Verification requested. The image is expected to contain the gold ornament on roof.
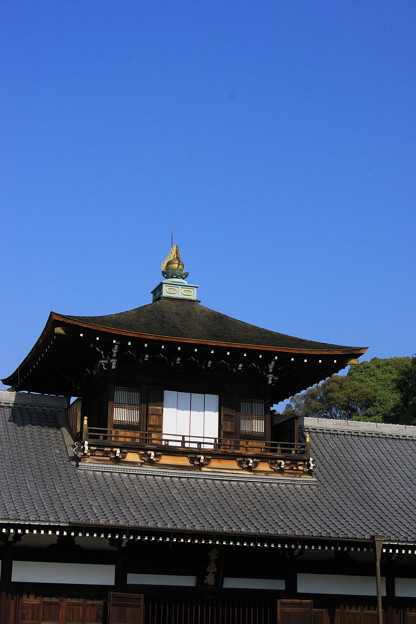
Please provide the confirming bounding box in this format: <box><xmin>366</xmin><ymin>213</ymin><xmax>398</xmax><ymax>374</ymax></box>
<box><xmin>161</xmin><ymin>244</ymin><xmax>189</xmax><ymax>279</ymax></box>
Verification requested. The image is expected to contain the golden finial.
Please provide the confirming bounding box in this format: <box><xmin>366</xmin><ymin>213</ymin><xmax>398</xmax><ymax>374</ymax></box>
<box><xmin>161</xmin><ymin>245</ymin><xmax>189</xmax><ymax>279</ymax></box>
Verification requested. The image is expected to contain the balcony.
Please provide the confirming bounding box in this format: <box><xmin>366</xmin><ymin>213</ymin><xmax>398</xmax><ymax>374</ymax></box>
<box><xmin>75</xmin><ymin>423</ymin><xmax>314</xmax><ymax>477</ymax></box>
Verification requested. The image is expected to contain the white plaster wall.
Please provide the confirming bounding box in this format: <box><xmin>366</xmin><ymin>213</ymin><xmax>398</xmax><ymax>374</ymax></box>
<box><xmin>223</xmin><ymin>577</ymin><xmax>285</xmax><ymax>590</ymax></box>
<box><xmin>297</xmin><ymin>573</ymin><xmax>386</xmax><ymax>596</ymax></box>
<box><xmin>395</xmin><ymin>578</ymin><xmax>416</xmax><ymax>597</ymax></box>
<box><xmin>127</xmin><ymin>573</ymin><xmax>197</xmax><ymax>586</ymax></box>
<box><xmin>12</xmin><ymin>561</ymin><xmax>115</xmax><ymax>585</ymax></box>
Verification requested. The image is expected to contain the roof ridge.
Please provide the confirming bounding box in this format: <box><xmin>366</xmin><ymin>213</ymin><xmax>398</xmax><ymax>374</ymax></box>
<box><xmin>0</xmin><ymin>391</ymin><xmax>67</xmax><ymax>409</ymax></box>
<box><xmin>77</xmin><ymin>462</ymin><xmax>317</xmax><ymax>485</ymax></box>
<box><xmin>303</xmin><ymin>416</ymin><xmax>416</xmax><ymax>438</ymax></box>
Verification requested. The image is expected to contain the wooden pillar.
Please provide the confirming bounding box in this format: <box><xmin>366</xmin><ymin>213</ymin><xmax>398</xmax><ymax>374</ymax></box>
<box><xmin>0</xmin><ymin>542</ymin><xmax>13</xmax><ymax>592</ymax></box>
<box><xmin>374</xmin><ymin>535</ymin><xmax>384</xmax><ymax>624</ymax></box>
<box><xmin>0</xmin><ymin>542</ymin><xmax>16</xmax><ymax>624</ymax></box>
<box><xmin>114</xmin><ymin>541</ymin><xmax>127</xmax><ymax>591</ymax></box>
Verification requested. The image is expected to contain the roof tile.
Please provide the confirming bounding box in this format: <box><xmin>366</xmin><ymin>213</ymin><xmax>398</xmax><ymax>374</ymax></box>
<box><xmin>1</xmin><ymin>396</ymin><xmax>416</xmax><ymax>543</ymax></box>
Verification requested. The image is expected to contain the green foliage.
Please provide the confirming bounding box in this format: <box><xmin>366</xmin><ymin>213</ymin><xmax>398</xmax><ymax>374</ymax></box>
<box><xmin>394</xmin><ymin>356</ymin><xmax>416</xmax><ymax>425</ymax></box>
<box><xmin>282</xmin><ymin>357</ymin><xmax>416</xmax><ymax>425</ymax></box>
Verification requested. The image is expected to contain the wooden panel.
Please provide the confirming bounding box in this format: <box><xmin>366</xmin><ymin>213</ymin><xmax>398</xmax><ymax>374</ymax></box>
<box><xmin>147</xmin><ymin>386</ymin><xmax>164</xmax><ymax>435</ymax></box>
<box><xmin>341</xmin><ymin>605</ymin><xmax>379</xmax><ymax>624</ymax></box>
<box><xmin>18</xmin><ymin>596</ymin><xmax>60</xmax><ymax>624</ymax></box>
<box><xmin>386</xmin><ymin>607</ymin><xmax>402</xmax><ymax>624</ymax></box>
<box><xmin>41</xmin><ymin>597</ymin><xmax>61</xmax><ymax>623</ymax></box>
<box><xmin>64</xmin><ymin>598</ymin><xmax>103</xmax><ymax>624</ymax></box>
<box><xmin>361</xmin><ymin>613</ymin><xmax>378</xmax><ymax>624</ymax></box>
<box><xmin>107</xmin><ymin>592</ymin><xmax>144</xmax><ymax>624</ymax></box>
<box><xmin>113</xmin><ymin>429</ymin><xmax>139</xmax><ymax>444</ymax></box>
<box><xmin>17</xmin><ymin>595</ymin><xmax>103</xmax><ymax>624</ymax></box>
<box><xmin>138</xmin><ymin>384</ymin><xmax>147</xmax><ymax>431</ymax></box>
<box><xmin>221</xmin><ymin>393</ymin><xmax>238</xmax><ymax>439</ymax></box>
<box><xmin>278</xmin><ymin>600</ymin><xmax>313</xmax><ymax>624</ymax></box>
<box><xmin>345</xmin><ymin>614</ymin><xmax>362</xmax><ymax>624</ymax></box>
<box><xmin>313</xmin><ymin>609</ymin><xmax>329</xmax><ymax>624</ymax></box>
<box><xmin>0</xmin><ymin>592</ymin><xmax>17</xmax><ymax>624</ymax></box>
<box><xmin>330</xmin><ymin>606</ymin><xmax>385</xmax><ymax>624</ymax></box>
<box><xmin>67</xmin><ymin>400</ymin><xmax>82</xmax><ymax>438</ymax></box>
<box><xmin>147</xmin><ymin>414</ymin><xmax>162</xmax><ymax>428</ymax></box>
<box><xmin>18</xmin><ymin>595</ymin><xmax>42</xmax><ymax>624</ymax></box>
<box><xmin>242</xmin><ymin>439</ymin><xmax>266</xmax><ymax>452</ymax></box>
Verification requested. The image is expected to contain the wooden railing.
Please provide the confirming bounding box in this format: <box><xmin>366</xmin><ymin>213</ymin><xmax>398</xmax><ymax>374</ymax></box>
<box><xmin>86</xmin><ymin>427</ymin><xmax>308</xmax><ymax>460</ymax></box>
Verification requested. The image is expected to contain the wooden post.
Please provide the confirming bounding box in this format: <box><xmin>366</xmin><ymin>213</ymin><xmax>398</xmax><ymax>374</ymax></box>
<box><xmin>374</xmin><ymin>535</ymin><xmax>384</xmax><ymax>624</ymax></box>
<box><xmin>305</xmin><ymin>433</ymin><xmax>311</xmax><ymax>455</ymax></box>
<box><xmin>82</xmin><ymin>415</ymin><xmax>88</xmax><ymax>441</ymax></box>
<box><xmin>0</xmin><ymin>542</ymin><xmax>16</xmax><ymax>624</ymax></box>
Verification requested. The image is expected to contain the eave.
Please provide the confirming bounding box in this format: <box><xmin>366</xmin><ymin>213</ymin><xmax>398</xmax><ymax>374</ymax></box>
<box><xmin>1</xmin><ymin>522</ymin><xmax>414</xmax><ymax>555</ymax></box>
<box><xmin>2</xmin><ymin>311</ymin><xmax>367</xmax><ymax>400</ymax></box>
<box><xmin>50</xmin><ymin>313</ymin><xmax>367</xmax><ymax>356</ymax></box>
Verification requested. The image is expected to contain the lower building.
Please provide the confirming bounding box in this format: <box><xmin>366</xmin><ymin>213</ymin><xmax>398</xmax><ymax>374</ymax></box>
<box><xmin>1</xmin><ymin>390</ymin><xmax>415</xmax><ymax>624</ymax></box>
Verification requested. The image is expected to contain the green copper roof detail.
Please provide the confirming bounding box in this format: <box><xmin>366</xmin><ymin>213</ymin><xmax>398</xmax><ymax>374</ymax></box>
<box><xmin>151</xmin><ymin>278</ymin><xmax>199</xmax><ymax>302</ymax></box>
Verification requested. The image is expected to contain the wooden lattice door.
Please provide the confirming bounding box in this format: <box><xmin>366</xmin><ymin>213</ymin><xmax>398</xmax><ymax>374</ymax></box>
<box><xmin>107</xmin><ymin>593</ymin><xmax>144</xmax><ymax>624</ymax></box>
<box><xmin>277</xmin><ymin>600</ymin><xmax>314</xmax><ymax>624</ymax></box>
<box><xmin>17</xmin><ymin>595</ymin><xmax>104</xmax><ymax>624</ymax></box>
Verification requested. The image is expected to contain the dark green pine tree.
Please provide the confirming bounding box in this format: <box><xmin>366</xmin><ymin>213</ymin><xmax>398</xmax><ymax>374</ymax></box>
<box><xmin>281</xmin><ymin>357</ymin><xmax>416</xmax><ymax>425</ymax></box>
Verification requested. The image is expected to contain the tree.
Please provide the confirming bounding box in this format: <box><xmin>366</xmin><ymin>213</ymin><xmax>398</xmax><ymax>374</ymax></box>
<box><xmin>281</xmin><ymin>357</ymin><xmax>416</xmax><ymax>424</ymax></box>
<box><xmin>394</xmin><ymin>356</ymin><xmax>416</xmax><ymax>425</ymax></box>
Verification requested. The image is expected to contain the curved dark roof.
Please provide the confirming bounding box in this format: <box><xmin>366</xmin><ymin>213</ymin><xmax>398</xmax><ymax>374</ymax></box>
<box><xmin>1</xmin><ymin>392</ymin><xmax>415</xmax><ymax>543</ymax></box>
<box><xmin>2</xmin><ymin>297</ymin><xmax>366</xmax><ymax>395</ymax></box>
<box><xmin>62</xmin><ymin>298</ymin><xmax>364</xmax><ymax>353</ymax></box>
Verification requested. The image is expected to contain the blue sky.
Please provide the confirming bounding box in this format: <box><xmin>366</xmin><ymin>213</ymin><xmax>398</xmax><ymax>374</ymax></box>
<box><xmin>1</xmin><ymin>1</ymin><xmax>415</xmax><ymax>393</ymax></box>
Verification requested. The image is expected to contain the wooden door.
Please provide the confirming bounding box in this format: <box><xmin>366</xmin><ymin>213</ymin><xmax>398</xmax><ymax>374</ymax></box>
<box><xmin>404</xmin><ymin>609</ymin><xmax>416</xmax><ymax>624</ymax></box>
<box><xmin>17</xmin><ymin>595</ymin><xmax>103</xmax><ymax>624</ymax></box>
<box><xmin>277</xmin><ymin>600</ymin><xmax>314</xmax><ymax>624</ymax></box>
<box><xmin>147</xmin><ymin>386</ymin><xmax>164</xmax><ymax>442</ymax></box>
<box><xmin>107</xmin><ymin>593</ymin><xmax>144</xmax><ymax>624</ymax></box>
<box><xmin>64</xmin><ymin>598</ymin><xmax>104</xmax><ymax>624</ymax></box>
<box><xmin>221</xmin><ymin>393</ymin><xmax>238</xmax><ymax>443</ymax></box>
<box><xmin>341</xmin><ymin>605</ymin><xmax>378</xmax><ymax>624</ymax></box>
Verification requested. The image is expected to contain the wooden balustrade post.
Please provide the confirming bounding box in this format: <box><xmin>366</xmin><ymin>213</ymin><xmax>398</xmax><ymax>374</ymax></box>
<box><xmin>82</xmin><ymin>416</ymin><xmax>88</xmax><ymax>441</ymax></box>
<box><xmin>305</xmin><ymin>433</ymin><xmax>311</xmax><ymax>457</ymax></box>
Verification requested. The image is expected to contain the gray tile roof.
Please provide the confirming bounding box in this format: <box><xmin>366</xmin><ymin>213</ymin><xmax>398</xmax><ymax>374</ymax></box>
<box><xmin>1</xmin><ymin>392</ymin><xmax>415</xmax><ymax>545</ymax></box>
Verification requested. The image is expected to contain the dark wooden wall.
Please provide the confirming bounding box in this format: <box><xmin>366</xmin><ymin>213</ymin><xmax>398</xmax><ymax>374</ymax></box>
<box><xmin>80</xmin><ymin>360</ymin><xmax>274</xmax><ymax>441</ymax></box>
<box><xmin>3</xmin><ymin>592</ymin><xmax>416</xmax><ymax>624</ymax></box>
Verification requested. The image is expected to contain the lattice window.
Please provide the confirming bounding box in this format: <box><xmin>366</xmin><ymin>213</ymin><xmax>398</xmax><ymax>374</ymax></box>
<box><xmin>240</xmin><ymin>399</ymin><xmax>265</xmax><ymax>437</ymax></box>
<box><xmin>113</xmin><ymin>387</ymin><xmax>141</xmax><ymax>427</ymax></box>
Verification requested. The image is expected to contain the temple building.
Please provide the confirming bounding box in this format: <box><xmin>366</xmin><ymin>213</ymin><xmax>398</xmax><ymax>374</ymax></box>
<box><xmin>1</xmin><ymin>246</ymin><xmax>415</xmax><ymax>624</ymax></box>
